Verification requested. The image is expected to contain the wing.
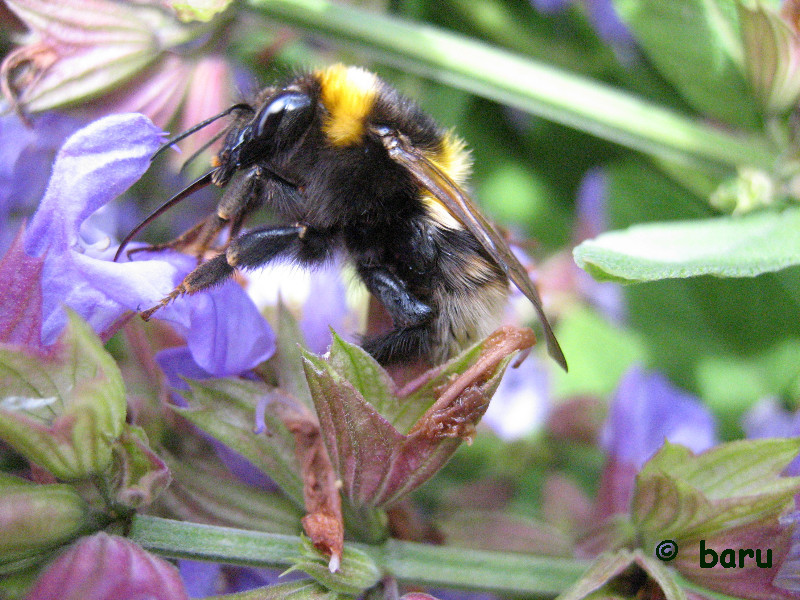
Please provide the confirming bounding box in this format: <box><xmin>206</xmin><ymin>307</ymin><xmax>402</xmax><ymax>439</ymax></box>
<box><xmin>380</xmin><ymin>130</ymin><xmax>568</xmax><ymax>371</ymax></box>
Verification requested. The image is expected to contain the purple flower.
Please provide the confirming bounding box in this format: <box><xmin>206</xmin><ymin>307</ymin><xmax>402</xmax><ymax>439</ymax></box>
<box><xmin>0</xmin><ymin>111</ymin><xmax>81</xmax><ymax>253</ymax></box>
<box><xmin>2</xmin><ymin>112</ymin><xmax>274</xmax><ymax>374</ymax></box>
<box><xmin>540</xmin><ymin>167</ymin><xmax>626</xmax><ymax>324</ymax></box>
<box><xmin>581</xmin><ymin>0</ymin><xmax>635</xmax><ymax>50</ymax></box>
<box><xmin>245</xmin><ymin>260</ymin><xmax>357</xmax><ymax>354</ymax></box>
<box><xmin>528</xmin><ymin>0</ymin><xmax>635</xmax><ymax>51</ymax></box>
<box><xmin>0</xmin><ymin>227</ymin><xmax>44</xmax><ymax>347</ymax></box>
<box><xmin>25</xmin><ymin>532</ymin><xmax>189</xmax><ymax>600</ymax></box>
<box><xmin>300</xmin><ymin>261</ymin><xmax>357</xmax><ymax>354</ymax></box>
<box><xmin>482</xmin><ymin>359</ymin><xmax>550</xmax><ymax>440</ymax></box>
<box><xmin>743</xmin><ymin>397</ymin><xmax>800</xmax><ymax>476</ymax></box>
<box><xmin>595</xmin><ymin>366</ymin><xmax>717</xmax><ymax>518</ymax></box>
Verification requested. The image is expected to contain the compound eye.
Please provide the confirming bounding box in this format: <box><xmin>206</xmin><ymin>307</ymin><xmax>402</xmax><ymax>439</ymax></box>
<box><xmin>255</xmin><ymin>92</ymin><xmax>312</xmax><ymax>140</ymax></box>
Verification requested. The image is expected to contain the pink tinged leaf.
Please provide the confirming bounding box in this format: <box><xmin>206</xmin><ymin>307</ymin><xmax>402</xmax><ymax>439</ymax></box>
<box><xmin>305</xmin><ymin>326</ymin><xmax>535</xmax><ymax>509</ymax></box>
<box><xmin>24</xmin><ymin>532</ymin><xmax>189</xmax><ymax>600</ymax></box>
<box><xmin>674</xmin><ymin>516</ymin><xmax>797</xmax><ymax>600</ymax></box>
<box><xmin>279</xmin><ymin>404</ymin><xmax>344</xmax><ymax>568</ymax></box>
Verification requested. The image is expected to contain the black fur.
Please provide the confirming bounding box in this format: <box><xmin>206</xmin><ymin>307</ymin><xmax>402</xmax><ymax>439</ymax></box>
<box><xmin>144</xmin><ymin>67</ymin><xmax>508</xmax><ymax>365</ymax></box>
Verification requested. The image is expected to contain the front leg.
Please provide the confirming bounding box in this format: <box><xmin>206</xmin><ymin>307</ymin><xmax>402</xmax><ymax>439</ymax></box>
<box><xmin>141</xmin><ymin>224</ymin><xmax>334</xmax><ymax>319</ymax></box>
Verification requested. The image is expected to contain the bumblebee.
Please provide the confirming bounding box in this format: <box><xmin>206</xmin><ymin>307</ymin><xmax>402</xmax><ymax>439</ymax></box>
<box><xmin>117</xmin><ymin>64</ymin><xmax>567</xmax><ymax>370</ymax></box>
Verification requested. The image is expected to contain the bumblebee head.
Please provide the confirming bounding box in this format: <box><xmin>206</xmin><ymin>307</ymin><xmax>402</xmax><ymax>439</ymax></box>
<box><xmin>213</xmin><ymin>90</ymin><xmax>315</xmax><ymax>186</ymax></box>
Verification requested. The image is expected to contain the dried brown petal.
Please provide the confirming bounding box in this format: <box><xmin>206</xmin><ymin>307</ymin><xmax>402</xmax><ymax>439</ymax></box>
<box><xmin>281</xmin><ymin>403</ymin><xmax>344</xmax><ymax>570</ymax></box>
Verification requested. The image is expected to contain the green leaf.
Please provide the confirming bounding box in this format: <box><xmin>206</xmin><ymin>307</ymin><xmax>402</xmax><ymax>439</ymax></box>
<box><xmin>0</xmin><ymin>310</ymin><xmax>126</xmax><ymax>479</ymax></box>
<box><xmin>613</xmin><ymin>0</ymin><xmax>759</xmax><ymax>128</ymax></box>
<box><xmin>267</xmin><ymin>300</ymin><xmax>314</xmax><ymax>409</ymax></box>
<box><xmin>574</xmin><ymin>207</ymin><xmax>800</xmax><ymax>283</ymax></box>
<box><xmin>327</xmin><ymin>333</ymin><xmax>399</xmax><ymax>422</ymax></box>
<box><xmin>174</xmin><ymin>377</ymin><xmax>305</xmax><ymax>506</ymax></box>
<box><xmin>632</xmin><ymin>440</ymin><xmax>800</xmax><ymax>543</ymax></box>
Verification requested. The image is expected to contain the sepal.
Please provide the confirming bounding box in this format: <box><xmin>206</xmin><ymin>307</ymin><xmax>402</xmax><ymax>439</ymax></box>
<box><xmin>287</xmin><ymin>536</ymin><xmax>381</xmax><ymax>596</ymax></box>
<box><xmin>24</xmin><ymin>532</ymin><xmax>189</xmax><ymax>600</ymax></box>
<box><xmin>1</xmin><ymin>0</ymin><xmax>193</xmax><ymax>112</ymax></box>
<box><xmin>0</xmin><ymin>473</ymin><xmax>91</xmax><ymax>563</ymax></box>
<box><xmin>110</xmin><ymin>425</ymin><xmax>171</xmax><ymax>510</ymax></box>
<box><xmin>303</xmin><ymin>326</ymin><xmax>535</xmax><ymax>509</ymax></box>
<box><xmin>0</xmin><ymin>310</ymin><xmax>126</xmax><ymax>479</ymax></box>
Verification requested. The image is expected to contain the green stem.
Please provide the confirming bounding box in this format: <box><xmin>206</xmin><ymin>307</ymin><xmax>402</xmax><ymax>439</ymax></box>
<box><xmin>129</xmin><ymin>515</ymin><xmax>587</xmax><ymax>595</ymax></box>
<box><xmin>246</xmin><ymin>0</ymin><xmax>775</xmax><ymax>171</ymax></box>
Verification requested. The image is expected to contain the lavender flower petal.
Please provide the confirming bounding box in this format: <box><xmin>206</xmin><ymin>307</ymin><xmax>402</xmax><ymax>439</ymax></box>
<box><xmin>602</xmin><ymin>366</ymin><xmax>717</xmax><ymax>468</ymax></box>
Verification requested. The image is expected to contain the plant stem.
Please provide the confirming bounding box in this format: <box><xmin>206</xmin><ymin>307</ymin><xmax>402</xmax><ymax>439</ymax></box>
<box><xmin>247</xmin><ymin>0</ymin><xmax>775</xmax><ymax>171</ymax></box>
<box><xmin>130</xmin><ymin>515</ymin><xmax>587</xmax><ymax>595</ymax></box>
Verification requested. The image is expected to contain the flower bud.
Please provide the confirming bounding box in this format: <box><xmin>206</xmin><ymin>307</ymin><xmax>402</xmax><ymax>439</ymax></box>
<box><xmin>304</xmin><ymin>327</ymin><xmax>535</xmax><ymax>509</ymax></box>
<box><xmin>0</xmin><ymin>474</ymin><xmax>90</xmax><ymax>562</ymax></box>
<box><xmin>24</xmin><ymin>532</ymin><xmax>189</xmax><ymax>600</ymax></box>
<box><xmin>631</xmin><ymin>439</ymin><xmax>800</xmax><ymax>600</ymax></box>
<box><xmin>739</xmin><ymin>2</ymin><xmax>800</xmax><ymax>114</ymax></box>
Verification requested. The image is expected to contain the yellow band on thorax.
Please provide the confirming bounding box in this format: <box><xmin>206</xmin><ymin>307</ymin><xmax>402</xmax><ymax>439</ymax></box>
<box><xmin>316</xmin><ymin>64</ymin><xmax>378</xmax><ymax>147</ymax></box>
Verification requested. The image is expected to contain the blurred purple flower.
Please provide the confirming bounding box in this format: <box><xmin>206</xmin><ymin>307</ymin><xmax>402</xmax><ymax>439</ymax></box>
<box><xmin>300</xmin><ymin>261</ymin><xmax>357</xmax><ymax>354</ymax></box>
<box><xmin>595</xmin><ymin>366</ymin><xmax>717</xmax><ymax>518</ymax></box>
<box><xmin>25</xmin><ymin>532</ymin><xmax>189</xmax><ymax>600</ymax></box>
<box><xmin>482</xmin><ymin>359</ymin><xmax>550</xmax><ymax>440</ymax></box>
<box><xmin>541</xmin><ymin>167</ymin><xmax>626</xmax><ymax>324</ymax></box>
<box><xmin>0</xmin><ymin>111</ymin><xmax>81</xmax><ymax>252</ymax></box>
<box><xmin>178</xmin><ymin>560</ymin><xmax>298</xmax><ymax>598</ymax></box>
<box><xmin>529</xmin><ymin>0</ymin><xmax>570</xmax><ymax>14</ymax></box>
<box><xmin>743</xmin><ymin>397</ymin><xmax>800</xmax><ymax>476</ymax></box>
<box><xmin>581</xmin><ymin>0</ymin><xmax>635</xmax><ymax>49</ymax></box>
<box><xmin>1</xmin><ymin>112</ymin><xmax>274</xmax><ymax>374</ymax></box>
<box><xmin>529</xmin><ymin>0</ymin><xmax>635</xmax><ymax>51</ymax></box>
<box><xmin>0</xmin><ymin>227</ymin><xmax>44</xmax><ymax>347</ymax></box>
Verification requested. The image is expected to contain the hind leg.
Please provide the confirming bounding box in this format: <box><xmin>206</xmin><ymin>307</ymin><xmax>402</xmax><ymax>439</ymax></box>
<box><xmin>357</xmin><ymin>265</ymin><xmax>436</xmax><ymax>364</ymax></box>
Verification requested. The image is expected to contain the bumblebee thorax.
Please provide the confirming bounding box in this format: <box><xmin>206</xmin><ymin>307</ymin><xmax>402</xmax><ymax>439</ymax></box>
<box><xmin>316</xmin><ymin>64</ymin><xmax>379</xmax><ymax>147</ymax></box>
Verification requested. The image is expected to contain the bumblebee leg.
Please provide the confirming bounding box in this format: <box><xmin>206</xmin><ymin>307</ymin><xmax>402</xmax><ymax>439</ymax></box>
<box><xmin>130</xmin><ymin>167</ymin><xmax>268</xmax><ymax>262</ymax></box>
<box><xmin>357</xmin><ymin>265</ymin><xmax>435</xmax><ymax>364</ymax></box>
<box><xmin>141</xmin><ymin>224</ymin><xmax>331</xmax><ymax>320</ymax></box>
<box><xmin>358</xmin><ymin>266</ymin><xmax>433</xmax><ymax>327</ymax></box>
